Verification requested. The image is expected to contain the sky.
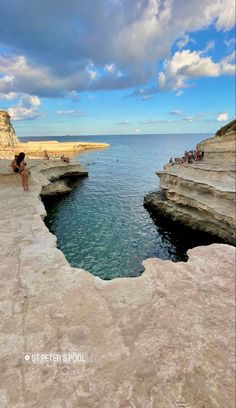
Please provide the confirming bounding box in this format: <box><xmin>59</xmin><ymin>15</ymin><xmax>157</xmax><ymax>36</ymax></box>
<box><xmin>0</xmin><ymin>0</ymin><xmax>235</xmax><ymax>136</ymax></box>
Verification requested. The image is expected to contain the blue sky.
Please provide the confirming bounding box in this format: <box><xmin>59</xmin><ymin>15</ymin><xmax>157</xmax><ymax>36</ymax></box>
<box><xmin>0</xmin><ymin>0</ymin><xmax>235</xmax><ymax>136</ymax></box>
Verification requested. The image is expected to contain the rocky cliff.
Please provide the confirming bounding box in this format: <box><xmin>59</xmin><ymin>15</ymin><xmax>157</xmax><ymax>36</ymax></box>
<box><xmin>0</xmin><ymin>110</ymin><xmax>19</xmax><ymax>147</ymax></box>
<box><xmin>197</xmin><ymin>119</ymin><xmax>236</xmax><ymax>164</ymax></box>
<box><xmin>144</xmin><ymin>120</ymin><xmax>236</xmax><ymax>244</ymax></box>
<box><xmin>0</xmin><ymin>158</ymin><xmax>235</xmax><ymax>407</ymax></box>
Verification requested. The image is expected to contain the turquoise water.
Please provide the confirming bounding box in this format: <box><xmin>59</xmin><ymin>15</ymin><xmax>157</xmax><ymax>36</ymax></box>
<box><xmin>21</xmin><ymin>134</ymin><xmax>223</xmax><ymax>279</ymax></box>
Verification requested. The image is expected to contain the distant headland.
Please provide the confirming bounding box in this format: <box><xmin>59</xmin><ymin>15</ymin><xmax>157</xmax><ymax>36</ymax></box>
<box><xmin>0</xmin><ymin>110</ymin><xmax>109</xmax><ymax>158</ymax></box>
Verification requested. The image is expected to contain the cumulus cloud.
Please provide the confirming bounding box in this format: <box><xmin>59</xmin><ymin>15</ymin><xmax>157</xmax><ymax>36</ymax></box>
<box><xmin>8</xmin><ymin>106</ymin><xmax>42</xmax><ymax>121</ymax></box>
<box><xmin>158</xmin><ymin>50</ymin><xmax>235</xmax><ymax>90</ymax></box>
<box><xmin>217</xmin><ymin>112</ymin><xmax>229</xmax><ymax>121</ymax></box>
<box><xmin>4</xmin><ymin>92</ymin><xmax>42</xmax><ymax>120</ymax></box>
<box><xmin>0</xmin><ymin>0</ymin><xmax>235</xmax><ymax>97</ymax></box>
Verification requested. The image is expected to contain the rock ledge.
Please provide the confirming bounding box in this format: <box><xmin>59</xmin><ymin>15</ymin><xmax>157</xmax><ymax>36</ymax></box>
<box><xmin>0</xmin><ymin>158</ymin><xmax>235</xmax><ymax>407</ymax></box>
<box><xmin>144</xmin><ymin>122</ymin><xmax>236</xmax><ymax>244</ymax></box>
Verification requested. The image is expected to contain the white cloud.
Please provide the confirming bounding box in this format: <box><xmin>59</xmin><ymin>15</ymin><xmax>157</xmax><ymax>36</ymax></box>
<box><xmin>217</xmin><ymin>112</ymin><xmax>229</xmax><ymax>121</ymax></box>
<box><xmin>4</xmin><ymin>92</ymin><xmax>42</xmax><ymax>121</ymax></box>
<box><xmin>8</xmin><ymin>106</ymin><xmax>41</xmax><ymax>121</ymax></box>
<box><xmin>0</xmin><ymin>0</ymin><xmax>235</xmax><ymax>96</ymax></box>
<box><xmin>220</xmin><ymin>52</ymin><xmax>236</xmax><ymax>74</ymax></box>
<box><xmin>158</xmin><ymin>49</ymin><xmax>235</xmax><ymax>90</ymax></box>
<box><xmin>0</xmin><ymin>54</ymin><xmax>97</xmax><ymax>96</ymax></box>
<box><xmin>213</xmin><ymin>0</ymin><xmax>236</xmax><ymax>30</ymax></box>
<box><xmin>56</xmin><ymin>110</ymin><xmax>86</xmax><ymax>116</ymax></box>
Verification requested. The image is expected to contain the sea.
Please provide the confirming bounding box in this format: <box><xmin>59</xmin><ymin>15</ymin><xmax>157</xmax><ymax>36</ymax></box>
<box><xmin>20</xmin><ymin>133</ymin><xmax>223</xmax><ymax>280</ymax></box>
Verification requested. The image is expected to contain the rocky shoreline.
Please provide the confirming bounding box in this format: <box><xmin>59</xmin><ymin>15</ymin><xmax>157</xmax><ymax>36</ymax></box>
<box><xmin>0</xmin><ymin>110</ymin><xmax>110</xmax><ymax>158</ymax></box>
<box><xmin>0</xmin><ymin>153</ymin><xmax>235</xmax><ymax>406</ymax></box>
<box><xmin>144</xmin><ymin>121</ymin><xmax>236</xmax><ymax>245</ymax></box>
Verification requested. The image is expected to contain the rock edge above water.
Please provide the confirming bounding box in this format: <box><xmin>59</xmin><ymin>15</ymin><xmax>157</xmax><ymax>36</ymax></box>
<box><xmin>144</xmin><ymin>122</ymin><xmax>236</xmax><ymax>244</ymax></box>
<box><xmin>0</xmin><ymin>158</ymin><xmax>235</xmax><ymax>407</ymax></box>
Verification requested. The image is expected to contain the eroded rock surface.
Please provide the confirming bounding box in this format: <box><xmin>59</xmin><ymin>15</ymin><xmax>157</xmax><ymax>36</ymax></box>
<box><xmin>0</xmin><ymin>159</ymin><xmax>235</xmax><ymax>407</ymax></box>
<box><xmin>0</xmin><ymin>111</ymin><xmax>19</xmax><ymax>147</ymax></box>
<box><xmin>145</xmin><ymin>121</ymin><xmax>236</xmax><ymax>244</ymax></box>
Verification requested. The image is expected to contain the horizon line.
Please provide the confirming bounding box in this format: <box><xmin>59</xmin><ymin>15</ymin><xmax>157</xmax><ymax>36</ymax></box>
<box><xmin>19</xmin><ymin>131</ymin><xmax>213</xmax><ymax>138</ymax></box>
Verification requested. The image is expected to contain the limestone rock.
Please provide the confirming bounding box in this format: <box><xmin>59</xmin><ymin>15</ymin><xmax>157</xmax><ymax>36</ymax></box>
<box><xmin>40</xmin><ymin>178</ymin><xmax>73</xmax><ymax>195</ymax></box>
<box><xmin>0</xmin><ymin>110</ymin><xmax>19</xmax><ymax>147</ymax></box>
<box><xmin>0</xmin><ymin>158</ymin><xmax>235</xmax><ymax>407</ymax></box>
<box><xmin>144</xmin><ymin>121</ymin><xmax>236</xmax><ymax>244</ymax></box>
<box><xmin>14</xmin><ymin>140</ymin><xmax>110</xmax><ymax>155</ymax></box>
<box><xmin>197</xmin><ymin>119</ymin><xmax>236</xmax><ymax>164</ymax></box>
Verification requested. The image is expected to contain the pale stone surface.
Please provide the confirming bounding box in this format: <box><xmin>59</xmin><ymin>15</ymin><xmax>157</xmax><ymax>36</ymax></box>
<box><xmin>40</xmin><ymin>179</ymin><xmax>73</xmax><ymax>195</ymax></box>
<box><xmin>198</xmin><ymin>129</ymin><xmax>236</xmax><ymax>164</ymax></box>
<box><xmin>0</xmin><ymin>157</ymin><xmax>88</xmax><ymax>210</ymax></box>
<box><xmin>0</xmin><ymin>111</ymin><xmax>19</xmax><ymax>147</ymax></box>
<box><xmin>0</xmin><ymin>159</ymin><xmax>235</xmax><ymax>407</ymax></box>
<box><xmin>144</xmin><ymin>127</ymin><xmax>236</xmax><ymax>244</ymax></box>
<box><xmin>14</xmin><ymin>140</ymin><xmax>110</xmax><ymax>156</ymax></box>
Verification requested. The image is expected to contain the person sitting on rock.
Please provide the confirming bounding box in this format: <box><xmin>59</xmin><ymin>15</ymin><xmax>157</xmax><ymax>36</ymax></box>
<box><xmin>61</xmin><ymin>155</ymin><xmax>70</xmax><ymax>163</ymax></box>
<box><xmin>187</xmin><ymin>151</ymin><xmax>193</xmax><ymax>164</ymax></box>
<box><xmin>11</xmin><ymin>155</ymin><xmax>19</xmax><ymax>173</ymax></box>
<box><xmin>183</xmin><ymin>151</ymin><xmax>188</xmax><ymax>162</ymax></box>
<box><xmin>197</xmin><ymin>149</ymin><xmax>202</xmax><ymax>161</ymax></box>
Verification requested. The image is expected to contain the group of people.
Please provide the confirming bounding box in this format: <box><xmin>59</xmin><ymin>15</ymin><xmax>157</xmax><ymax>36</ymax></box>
<box><xmin>169</xmin><ymin>147</ymin><xmax>203</xmax><ymax>165</ymax></box>
<box><xmin>11</xmin><ymin>152</ymin><xmax>30</xmax><ymax>191</ymax></box>
<box><xmin>43</xmin><ymin>150</ymin><xmax>70</xmax><ymax>163</ymax></box>
<box><xmin>60</xmin><ymin>155</ymin><xmax>70</xmax><ymax>163</ymax></box>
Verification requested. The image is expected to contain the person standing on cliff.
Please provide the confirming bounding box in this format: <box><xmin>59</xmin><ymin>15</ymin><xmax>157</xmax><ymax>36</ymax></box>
<box><xmin>16</xmin><ymin>152</ymin><xmax>30</xmax><ymax>191</ymax></box>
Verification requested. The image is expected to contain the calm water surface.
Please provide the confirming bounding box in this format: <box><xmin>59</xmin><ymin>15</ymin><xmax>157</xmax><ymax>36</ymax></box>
<box><xmin>21</xmin><ymin>134</ymin><xmax>222</xmax><ymax>279</ymax></box>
